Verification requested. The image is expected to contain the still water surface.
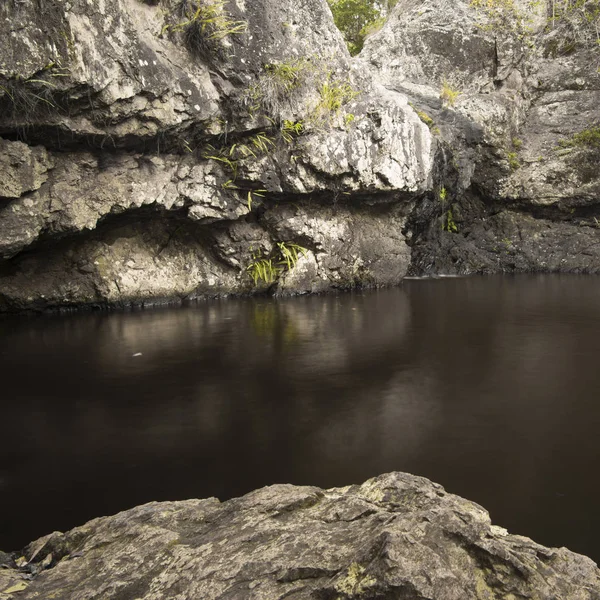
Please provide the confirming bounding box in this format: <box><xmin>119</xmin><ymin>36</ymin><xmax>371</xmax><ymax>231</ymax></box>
<box><xmin>1</xmin><ymin>275</ymin><xmax>600</xmax><ymax>562</ymax></box>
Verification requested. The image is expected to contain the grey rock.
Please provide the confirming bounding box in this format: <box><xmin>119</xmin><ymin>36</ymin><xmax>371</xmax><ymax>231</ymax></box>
<box><xmin>362</xmin><ymin>0</ymin><xmax>600</xmax><ymax>275</ymax></box>
<box><xmin>3</xmin><ymin>472</ymin><xmax>599</xmax><ymax>599</ymax></box>
<box><xmin>0</xmin><ymin>139</ymin><xmax>53</xmax><ymax>200</ymax></box>
<box><xmin>1</xmin><ymin>0</ymin><xmax>599</xmax><ymax>310</ymax></box>
<box><xmin>0</xmin><ymin>0</ymin><xmax>432</xmax><ymax>310</ymax></box>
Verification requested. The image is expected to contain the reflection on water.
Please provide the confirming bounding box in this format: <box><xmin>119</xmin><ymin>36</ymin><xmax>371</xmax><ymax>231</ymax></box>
<box><xmin>1</xmin><ymin>275</ymin><xmax>600</xmax><ymax>562</ymax></box>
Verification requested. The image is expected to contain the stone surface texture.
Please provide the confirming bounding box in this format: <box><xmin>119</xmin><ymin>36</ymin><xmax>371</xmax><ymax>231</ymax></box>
<box><xmin>1</xmin><ymin>472</ymin><xmax>599</xmax><ymax>599</ymax></box>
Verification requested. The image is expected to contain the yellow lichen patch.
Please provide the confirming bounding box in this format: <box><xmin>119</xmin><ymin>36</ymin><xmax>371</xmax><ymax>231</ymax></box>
<box><xmin>334</xmin><ymin>563</ymin><xmax>377</xmax><ymax>596</ymax></box>
<box><xmin>3</xmin><ymin>582</ymin><xmax>29</xmax><ymax>594</ymax></box>
<box><xmin>358</xmin><ymin>482</ymin><xmax>385</xmax><ymax>503</ymax></box>
<box><xmin>474</xmin><ymin>569</ymin><xmax>495</xmax><ymax>599</ymax></box>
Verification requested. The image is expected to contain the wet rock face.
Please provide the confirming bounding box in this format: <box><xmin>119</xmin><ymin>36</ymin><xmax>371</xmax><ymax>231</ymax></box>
<box><xmin>2</xmin><ymin>472</ymin><xmax>599</xmax><ymax>599</ymax></box>
<box><xmin>0</xmin><ymin>0</ymin><xmax>430</xmax><ymax>311</ymax></box>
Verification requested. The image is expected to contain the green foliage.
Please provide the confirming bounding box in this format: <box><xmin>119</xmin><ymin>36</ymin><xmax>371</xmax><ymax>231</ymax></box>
<box><xmin>247</xmin><ymin>258</ymin><xmax>280</xmax><ymax>285</ymax></box>
<box><xmin>409</xmin><ymin>102</ymin><xmax>438</xmax><ymax>130</ymax></box>
<box><xmin>439</xmin><ymin>186</ymin><xmax>448</xmax><ymax>202</ymax></box>
<box><xmin>276</xmin><ymin>242</ymin><xmax>308</xmax><ymax>270</ymax></box>
<box><xmin>470</xmin><ymin>0</ymin><xmax>535</xmax><ymax>36</ymax></box>
<box><xmin>442</xmin><ymin>208</ymin><xmax>459</xmax><ymax>232</ymax></box>
<box><xmin>246</xmin><ymin>189</ymin><xmax>266</xmax><ymax>210</ymax></box>
<box><xmin>440</xmin><ymin>80</ymin><xmax>461</xmax><ymax>106</ymax></box>
<box><xmin>512</xmin><ymin>137</ymin><xmax>523</xmax><ymax>149</ymax></box>
<box><xmin>169</xmin><ymin>0</ymin><xmax>247</xmax><ymax>59</ymax></box>
<box><xmin>0</xmin><ymin>59</ymin><xmax>70</xmax><ymax>121</ymax></box>
<box><xmin>246</xmin><ymin>242</ymin><xmax>308</xmax><ymax>286</ymax></box>
<box><xmin>361</xmin><ymin>15</ymin><xmax>386</xmax><ymax>37</ymax></box>
<box><xmin>281</xmin><ymin>119</ymin><xmax>304</xmax><ymax>143</ymax></box>
<box><xmin>203</xmin><ymin>132</ymin><xmax>276</xmax><ymax>177</ymax></box>
<box><xmin>560</xmin><ymin>125</ymin><xmax>600</xmax><ymax>148</ymax></box>
<box><xmin>327</xmin><ymin>0</ymin><xmax>382</xmax><ymax>55</ymax></box>
<box><xmin>507</xmin><ymin>151</ymin><xmax>520</xmax><ymax>170</ymax></box>
<box><xmin>265</xmin><ymin>60</ymin><xmax>307</xmax><ymax>90</ymax></box>
<box><xmin>547</xmin><ymin>0</ymin><xmax>600</xmax><ymax>51</ymax></box>
<box><xmin>246</xmin><ymin>58</ymin><xmax>313</xmax><ymax>117</ymax></box>
<box><xmin>316</xmin><ymin>76</ymin><xmax>360</xmax><ymax>117</ymax></box>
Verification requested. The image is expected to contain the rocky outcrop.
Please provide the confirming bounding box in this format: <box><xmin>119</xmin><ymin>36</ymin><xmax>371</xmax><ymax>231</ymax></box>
<box><xmin>1</xmin><ymin>0</ymin><xmax>599</xmax><ymax>311</ymax></box>
<box><xmin>0</xmin><ymin>0</ymin><xmax>430</xmax><ymax>311</ymax></box>
<box><xmin>1</xmin><ymin>472</ymin><xmax>599</xmax><ymax>599</ymax></box>
<box><xmin>362</xmin><ymin>0</ymin><xmax>600</xmax><ymax>275</ymax></box>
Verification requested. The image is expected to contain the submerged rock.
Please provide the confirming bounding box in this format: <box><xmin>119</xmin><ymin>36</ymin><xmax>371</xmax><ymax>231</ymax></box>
<box><xmin>1</xmin><ymin>472</ymin><xmax>599</xmax><ymax>599</ymax></box>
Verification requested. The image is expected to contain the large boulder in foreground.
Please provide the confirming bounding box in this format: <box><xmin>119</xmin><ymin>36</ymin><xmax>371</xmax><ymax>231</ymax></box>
<box><xmin>1</xmin><ymin>472</ymin><xmax>599</xmax><ymax>599</ymax></box>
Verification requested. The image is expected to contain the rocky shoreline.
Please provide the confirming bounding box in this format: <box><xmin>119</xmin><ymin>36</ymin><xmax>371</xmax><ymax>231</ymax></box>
<box><xmin>1</xmin><ymin>472</ymin><xmax>598</xmax><ymax>599</ymax></box>
<box><xmin>1</xmin><ymin>0</ymin><xmax>599</xmax><ymax>312</ymax></box>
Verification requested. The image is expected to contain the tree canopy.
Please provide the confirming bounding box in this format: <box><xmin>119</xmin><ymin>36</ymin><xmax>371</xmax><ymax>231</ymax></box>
<box><xmin>327</xmin><ymin>0</ymin><xmax>398</xmax><ymax>55</ymax></box>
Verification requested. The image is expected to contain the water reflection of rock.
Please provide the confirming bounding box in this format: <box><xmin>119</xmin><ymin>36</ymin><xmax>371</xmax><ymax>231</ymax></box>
<box><xmin>3</xmin><ymin>276</ymin><xmax>600</xmax><ymax>559</ymax></box>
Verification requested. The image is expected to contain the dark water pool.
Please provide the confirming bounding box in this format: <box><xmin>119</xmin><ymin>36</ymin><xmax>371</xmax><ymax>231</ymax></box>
<box><xmin>1</xmin><ymin>275</ymin><xmax>600</xmax><ymax>563</ymax></box>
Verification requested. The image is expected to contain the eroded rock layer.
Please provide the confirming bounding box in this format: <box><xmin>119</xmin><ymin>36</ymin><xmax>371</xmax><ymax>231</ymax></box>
<box><xmin>362</xmin><ymin>0</ymin><xmax>600</xmax><ymax>275</ymax></box>
<box><xmin>0</xmin><ymin>0</ymin><xmax>430</xmax><ymax>310</ymax></box>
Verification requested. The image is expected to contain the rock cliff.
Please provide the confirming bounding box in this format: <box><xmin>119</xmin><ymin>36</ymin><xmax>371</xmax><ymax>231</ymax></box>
<box><xmin>1</xmin><ymin>472</ymin><xmax>599</xmax><ymax>599</ymax></box>
<box><xmin>0</xmin><ymin>0</ymin><xmax>598</xmax><ymax>311</ymax></box>
<box><xmin>362</xmin><ymin>0</ymin><xmax>600</xmax><ymax>275</ymax></box>
<box><xmin>0</xmin><ymin>0</ymin><xmax>429</xmax><ymax>311</ymax></box>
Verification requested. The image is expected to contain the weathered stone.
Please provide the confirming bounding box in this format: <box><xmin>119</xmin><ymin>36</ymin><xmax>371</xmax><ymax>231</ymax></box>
<box><xmin>0</xmin><ymin>139</ymin><xmax>53</xmax><ymax>200</ymax></box>
<box><xmin>0</xmin><ymin>0</ymin><xmax>433</xmax><ymax>310</ymax></box>
<box><xmin>2</xmin><ymin>472</ymin><xmax>599</xmax><ymax>599</ymax></box>
<box><xmin>362</xmin><ymin>0</ymin><xmax>600</xmax><ymax>276</ymax></box>
<box><xmin>1</xmin><ymin>0</ymin><xmax>599</xmax><ymax>310</ymax></box>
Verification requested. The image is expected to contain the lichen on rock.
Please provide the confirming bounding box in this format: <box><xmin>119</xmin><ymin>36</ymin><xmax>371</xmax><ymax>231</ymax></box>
<box><xmin>1</xmin><ymin>472</ymin><xmax>599</xmax><ymax>599</ymax></box>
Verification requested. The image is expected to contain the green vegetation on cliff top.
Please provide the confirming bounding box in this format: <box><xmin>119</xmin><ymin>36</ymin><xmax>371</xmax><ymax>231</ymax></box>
<box><xmin>327</xmin><ymin>0</ymin><xmax>398</xmax><ymax>55</ymax></box>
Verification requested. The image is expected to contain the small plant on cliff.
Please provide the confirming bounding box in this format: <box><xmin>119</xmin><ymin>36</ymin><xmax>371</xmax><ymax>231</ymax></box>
<box><xmin>245</xmin><ymin>58</ymin><xmax>313</xmax><ymax>118</ymax></box>
<box><xmin>0</xmin><ymin>59</ymin><xmax>70</xmax><ymax>121</ymax></box>
<box><xmin>281</xmin><ymin>119</ymin><xmax>304</xmax><ymax>143</ymax></box>
<box><xmin>507</xmin><ymin>151</ymin><xmax>521</xmax><ymax>170</ymax></box>
<box><xmin>276</xmin><ymin>242</ymin><xmax>308</xmax><ymax>270</ymax></box>
<box><xmin>247</xmin><ymin>258</ymin><xmax>281</xmax><ymax>285</ymax></box>
<box><xmin>409</xmin><ymin>103</ymin><xmax>434</xmax><ymax>127</ymax></box>
<box><xmin>442</xmin><ymin>208</ymin><xmax>459</xmax><ymax>232</ymax></box>
<box><xmin>547</xmin><ymin>0</ymin><xmax>600</xmax><ymax>52</ymax></box>
<box><xmin>246</xmin><ymin>242</ymin><xmax>308</xmax><ymax>286</ymax></box>
<box><xmin>440</xmin><ymin>80</ymin><xmax>461</xmax><ymax>107</ymax></box>
<box><xmin>203</xmin><ymin>131</ymin><xmax>276</xmax><ymax>178</ymax></box>
<box><xmin>469</xmin><ymin>0</ymin><xmax>536</xmax><ymax>36</ymax></box>
<box><xmin>559</xmin><ymin>124</ymin><xmax>600</xmax><ymax>149</ymax></box>
<box><xmin>170</xmin><ymin>0</ymin><xmax>247</xmax><ymax>59</ymax></box>
<box><xmin>409</xmin><ymin>102</ymin><xmax>441</xmax><ymax>134</ymax></box>
<box><xmin>313</xmin><ymin>75</ymin><xmax>360</xmax><ymax>124</ymax></box>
